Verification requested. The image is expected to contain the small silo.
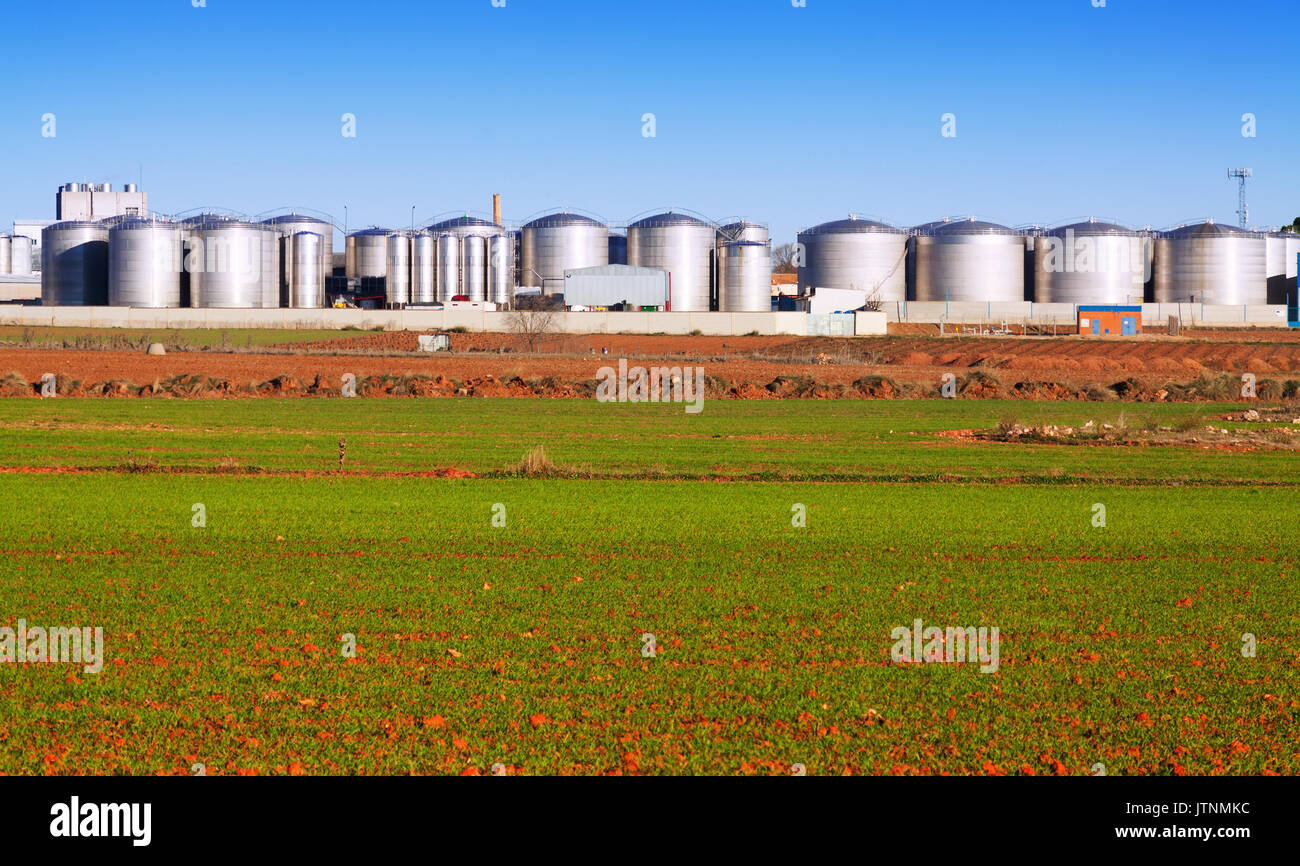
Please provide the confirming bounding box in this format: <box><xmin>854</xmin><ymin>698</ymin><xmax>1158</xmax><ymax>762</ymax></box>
<box><xmin>263</xmin><ymin>214</ymin><xmax>332</xmax><ymax>308</ymax></box>
<box><xmin>385</xmin><ymin>231</ymin><xmax>410</xmax><ymax>307</ymax></box>
<box><xmin>0</xmin><ymin>236</ymin><xmax>10</xmax><ymax>274</ymax></box>
<box><xmin>346</xmin><ymin>228</ymin><xmax>390</xmax><ymax>279</ymax></box>
<box><xmin>911</xmin><ymin>217</ymin><xmax>1025</xmax><ymax>303</ymax></box>
<box><xmin>608</xmin><ymin>233</ymin><xmax>627</xmax><ymax>266</ymax></box>
<box><xmin>797</xmin><ymin>216</ymin><xmax>907</xmax><ymax>301</ymax></box>
<box><xmin>488</xmin><ymin>234</ymin><xmax>513</xmax><ymax>305</ymax></box>
<box><xmin>1034</xmin><ymin>220</ymin><xmax>1148</xmax><ymax>304</ymax></box>
<box><xmin>463</xmin><ymin>235</ymin><xmax>486</xmax><ymax>302</ymax></box>
<box><xmin>42</xmin><ymin>221</ymin><xmax>110</xmax><ymax>305</ymax></box>
<box><xmin>1154</xmin><ymin>220</ymin><xmax>1266</xmax><ymax>305</ymax></box>
<box><xmin>10</xmin><ymin>236</ymin><xmax>33</xmax><ymax>277</ymax></box>
<box><xmin>1263</xmin><ymin>231</ymin><xmax>1299</xmax><ymax>305</ymax></box>
<box><xmin>1286</xmin><ymin>233</ymin><xmax>1300</xmax><ymax>304</ymax></box>
<box><xmin>187</xmin><ymin>216</ymin><xmax>271</xmax><ymax>308</ymax></box>
<box><xmin>437</xmin><ymin>234</ymin><xmax>460</xmax><ymax>299</ymax></box>
<box><xmin>108</xmin><ymin>217</ymin><xmax>183</xmax><ymax>308</ymax></box>
<box><xmin>410</xmin><ymin>232</ymin><xmax>437</xmax><ymax>305</ymax></box>
<box><xmin>287</xmin><ymin>232</ymin><xmax>324</xmax><ymax>309</ymax></box>
<box><xmin>721</xmin><ymin>240</ymin><xmax>772</xmax><ymax>312</ymax></box>
<box><xmin>627</xmin><ymin>211</ymin><xmax>716</xmax><ymax>312</ymax></box>
<box><xmin>520</xmin><ymin>212</ymin><xmax>609</xmax><ymax>295</ymax></box>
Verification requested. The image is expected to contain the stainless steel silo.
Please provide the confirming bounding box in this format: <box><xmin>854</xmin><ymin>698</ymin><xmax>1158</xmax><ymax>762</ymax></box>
<box><xmin>608</xmin><ymin>233</ymin><xmax>627</xmax><ymax>266</ymax></box>
<box><xmin>0</xmin><ymin>237</ymin><xmax>10</xmax><ymax>274</ymax></box>
<box><xmin>10</xmin><ymin>236</ymin><xmax>33</xmax><ymax>277</ymax></box>
<box><xmin>410</xmin><ymin>232</ymin><xmax>436</xmax><ymax>305</ymax></box>
<box><xmin>42</xmin><ymin>221</ymin><xmax>110</xmax><ymax>305</ymax></box>
<box><xmin>108</xmin><ymin>217</ymin><xmax>183</xmax><ymax>308</ymax></box>
<box><xmin>187</xmin><ymin>216</ymin><xmax>269</xmax><ymax>307</ymax></box>
<box><xmin>796</xmin><ymin>217</ymin><xmax>907</xmax><ymax>301</ymax></box>
<box><xmin>346</xmin><ymin>228</ymin><xmax>390</xmax><ymax>279</ymax></box>
<box><xmin>911</xmin><ymin>218</ymin><xmax>1025</xmax><ymax>303</ymax></box>
<box><xmin>488</xmin><ymin>234</ymin><xmax>512</xmax><ymax>305</ymax></box>
<box><xmin>426</xmin><ymin>215</ymin><xmax>500</xmax><ymax>240</ymax></box>
<box><xmin>288</xmin><ymin>232</ymin><xmax>324</xmax><ymax>308</ymax></box>
<box><xmin>463</xmin><ymin>234</ymin><xmax>486</xmax><ymax>302</ymax></box>
<box><xmin>385</xmin><ymin>232</ymin><xmax>410</xmax><ymax>307</ymax></box>
<box><xmin>718</xmin><ymin>221</ymin><xmax>770</xmax><ymax>245</ymax></box>
<box><xmin>1153</xmin><ymin>221</ymin><xmax>1266</xmax><ymax>305</ymax></box>
<box><xmin>1284</xmin><ymin>234</ymin><xmax>1300</xmax><ymax>304</ymax></box>
<box><xmin>627</xmin><ymin>212</ymin><xmax>716</xmax><ymax>312</ymax></box>
<box><xmin>263</xmin><ymin>214</ymin><xmax>331</xmax><ymax>308</ymax></box>
<box><xmin>1262</xmin><ymin>232</ymin><xmax>1298</xmax><ymax>305</ymax></box>
<box><xmin>1033</xmin><ymin>220</ymin><xmax>1148</xmax><ymax>304</ymax></box>
<box><xmin>437</xmin><ymin>234</ymin><xmax>460</xmax><ymax>300</ymax></box>
<box><xmin>721</xmin><ymin>241</ymin><xmax>772</xmax><ymax>312</ymax></box>
<box><xmin>520</xmin><ymin>212</ymin><xmax>608</xmax><ymax>295</ymax></box>
<box><xmin>259</xmin><ymin>226</ymin><xmax>280</xmax><ymax>308</ymax></box>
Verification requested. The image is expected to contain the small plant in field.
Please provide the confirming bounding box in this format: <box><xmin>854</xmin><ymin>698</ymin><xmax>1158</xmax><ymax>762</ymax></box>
<box><xmin>338</xmin><ymin>437</ymin><xmax>347</xmax><ymax>471</ymax></box>
<box><xmin>516</xmin><ymin>445</ymin><xmax>559</xmax><ymax>478</ymax></box>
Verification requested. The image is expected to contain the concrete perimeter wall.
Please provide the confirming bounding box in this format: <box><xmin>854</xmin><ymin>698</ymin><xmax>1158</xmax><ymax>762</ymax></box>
<box><xmin>879</xmin><ymin>300</ymin><xmax>1294</xmax><ymax>328</ymax></box>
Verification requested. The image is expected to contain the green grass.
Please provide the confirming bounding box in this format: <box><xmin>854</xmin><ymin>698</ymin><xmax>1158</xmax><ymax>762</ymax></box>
<box><xmin>0</xmin><ymin>398</ymin><xmax>1295</xmax><ymax>775</ymax></box>
<box><xmin>0</xmin><ymin>326</ymin><xmax>365</xmax><ymax>348</ymax></box>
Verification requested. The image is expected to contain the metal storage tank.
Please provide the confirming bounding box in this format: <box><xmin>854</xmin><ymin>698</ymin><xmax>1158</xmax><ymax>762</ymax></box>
<box><xmin>463</xmin><ymin>234</ymin><xmax>486</xmax><ymax>302</ymax></box>
<box><xmin>287</xmin><ymin>232</ymin><xmax>324</xmax><ymax>308</ymax></box>
<box><xmin>42</xmin><ymin>221</ymin><xmax>110</xmax><ymax>305</ymax></box>
<box><xmin>410</xmin><ymin>232</ymin><xmax>436</xmax><ymax>305</ymax></box>
<box><xmin>108</xmin><ymin>217</ymin><xmax>183</xmax><ymax>308</ymax></box>
<box><xmin>520</xmin><ymin>212</ymin><xmax>609</xmax><ymax>295</ymax></box>
<box><xmin>0</xmin><ymin>236</ymin><xmax>10</xmax><ymax>274</ymax></box>
<box><xmin>426</xmin><ymin>215</ymin><xmax>500</xmax><ymax>239</ymax></box>
<box><xmin>1033</xmin><ymin>220</ymin><xmax>1148</xmax><ymax>304</ymax></box>
<box><xmin>187</xmin><ymin>216</ymin><xmax>271</xmax><ymax>307</ymax></box>
<box><xmin>911</xmin><ymin>218</ymin><xmax>1025</xmax><ymax>303</ymax></box>
<box><xmin>385</xmin><ymin>232</ymin><xmax>410</xmax><ymax>306</ymax></box>
<box><xmin>346</xmin><ymin>228</ymin><xmax>390</xmax><ymax>279</ymax></box>
<box><xmin>488</xmin><ymin>234</ymin><xmax>512</xmax><ymax>305</ymax></box>
<box><xmin>1285</xmin><ymin>234</ymin><xmax>1300</xmax><ymax>304</ymax></box>
<box><xmin>608</xmin><ymin>233</ymin><xmax>627</xmax><ymax>266</ymax></box>
<box><xmin>9</xmin><ymin>236</ymin><xmax>34</xmax><ymax>278</ymax></box>
<box><xmin>1263</xmin><ymin>231</ymin><xmax>1299</xmax><ymax>305</ymax></box>
<box><xmin>718</xmin><ymin>220</ymin><xmax>770</xmax><ymax>245</ymax></box>
<box><xmin>1153</xmin><ymin>220</ymin><xmax>1266</xmax><ymax>305</ymax></box>
<box><xmin>263</xmin><ymin>214</ymin><xmax>332</xmax><ymax>307</ymax></box>
<box><xmin>721</xmin><ymin>240</ymin><xmax>772</xmax><ymax>312</ymax></box>
<box><xmin>437</xmin><ymin>234</ymin><xmax>460</xmax><ymax>299</ymax></box>
<box><xmin>626</xmin><ymin>211</ymin><xmax>716</xmax><ymax>312</ymax></box>
<box><xmin>797</xmin><ymin>216</ymin><xmax>906</xmax><ymax>301</ymax></box>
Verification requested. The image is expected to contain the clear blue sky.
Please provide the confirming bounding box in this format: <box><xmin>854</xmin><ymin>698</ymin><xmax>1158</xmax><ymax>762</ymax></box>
<box><xmin>3</xmin><ymin>0</ymin><xmax>1296</xmax><ymax>244</ymax></box>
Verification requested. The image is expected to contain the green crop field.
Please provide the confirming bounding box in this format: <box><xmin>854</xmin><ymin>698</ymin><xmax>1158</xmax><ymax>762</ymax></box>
<box><xmin>0</xmin><ymin>398</ymin><xmax>1296</xmax><ymax>775</ymax></box>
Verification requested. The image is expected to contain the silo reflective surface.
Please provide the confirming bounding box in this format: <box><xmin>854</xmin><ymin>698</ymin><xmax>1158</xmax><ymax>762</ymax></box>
<box><xmin>721</xmin><ymin>241</ymin><xmax>772</xmax><ymax>312</ymax></box>
<box><xmin>426</xmin><ymin>216</ymin><xmax>500</xmax><ymax>239</ymax></box>
<box><xmin>912</xmin><ymin>218</ymin><xmax>1024</xmax><ymax>303</ymax></box>
<box><xmin>521</xmin><ymin>212</ymin><xmax>609</xmax><ymax>295</ymax></box>
<box><xmin>0</xmin><ymin>237</ymin><xmax>10</xmax><ymax>274</ymax></box>
<box><xmin>717</xmin><ymin>221</ymin><xmax>770</xmax><ymax>245</ymax></box>
<box><xmin>797</xmin><ymin>217</ymin><xmax>906</xmax><ymax>301</ymax></box>
<box><xmin>1034</xmin><ymin>220</ymin><xmax>1149</xmax><ymax>304</ymax></box>
<box><xmin>263</xmin><ymin>215</ymin><xmax>331</xmax><ymax>308</ymax></box>
<box><xmin>463</xmin><ymin>235</ymin><xmax>486</xmax><ymax>302</ymax></box>
<box><xmin>187</xmin><ymin>217</ymin><xmax>271</xmax><ymax>307</ymax></box>
<box><xmin>410</xmin><ymin>233</ymin><xmax>436</xmax><ymax>305</ymax></box>
<box><xmin>489</xmin><ymin>234</ymin><xmax>512</xmax><ymax>305</ymax></box>
<box><xmin>288</xmin><ymin>232</ymin><xmax>324</xmax><ymax>308</ymax></box>
<box><xmin>1154</xmin><ymin>221</ymin><xmax>1266</xmax><ymax>305</ymax></box>
<box><xmin>607</xmin><ymin>233</ymin><xmax>627</xmax><ymax>266</ymax></box>
<box><xmin>9</xmin><ymin>236</ymin><xmax>32</xmax><ymax>277</ymax></box>
<box><xmin>438</xmin><ymin>234</ymin><xmax>460</xmax><ymax>299</ymax></box>
<box><xmin>42</xmin><ymin>221</ymin><xmax>110</xmax><ymax>305</ymax></box>
<box><xmin>385</xmin><ymin>232</ymin><xmax>410</xmax><ymax>306</ymax></box>
<box><xmin>108</xmin><ymin>217</ymin><xmax>183</xmax><ymax>308</ymax></box>
<box><xmin>346</xmin><ymin>229</ymin><xmax>390</xmax><ymax>279</ymax></box>
<box><xmin>627</xmin><ymin>212</ymin><xmax>716</xmax><ymax>312</ymax></box>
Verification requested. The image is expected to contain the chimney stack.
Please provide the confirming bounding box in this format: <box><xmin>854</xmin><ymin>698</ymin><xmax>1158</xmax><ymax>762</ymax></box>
<box><xmin>493</xmin><ymin>193</ymin><xmax>501</xmax><ymax>226</ymax></box>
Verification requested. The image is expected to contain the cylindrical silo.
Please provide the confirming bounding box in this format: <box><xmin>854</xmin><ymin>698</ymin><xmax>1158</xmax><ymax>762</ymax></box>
<box><xmin>42</xmin><ymin>221</ymin><xmax>110</xmax><ymax>305</ymax></box>
<box><xmin>1263</xmin><ymin>231</ymin><xmax>1299</xmax><ymax>305</ymax></box>
<box><xmin>1034</xmin><ymin>220</ymin><xmax>1149</xmax><ymax>304</ymax></box>
<box><xmin>797</xmin><ymin>217</ymin><xmax>907</xmax><ymax>301</ymax></box>
<box><xmin>288</xmin><ymin>232</ymin><xmax>324</xmax><ymax>308</ymax></box>
<box><xmin>437</xmin><ymin>234</ymin><xmax>460</xmax><ymax>300</ymax></box>
<box><xmin>463</xmin><ymin>234</ymin><xmax>486</xmax><ymax>302</ymax></box>
<box><xmin>721</xmin><ymin>241</ymin><xmax>772</xmax><ymax>312</ymax></box>
<box><xmin>108</xmin><ymin>217</ymin><xmax>183</xmax><ymax>308</ymax></box>
<box><xmin>259</xmin><ymin>226</ymin><xmax>280</xmax><ymax>308</ymax></box>
<box><xmin>10</xmin><ymin>236</ymin><xmax>33</xmax><ymax>277</ymax></box>
<box><xmin>488</xmin><ymin>234</ymin><xmax>512</xmax><ymax>305</ymax></box>
<box><xmin>410</xmin><ymin>232</ymin><xmax>436</xmax><ymax>305</ymax></box>
<box><xmin>911</xmin><ymin>218</ymin><xmax>1025</xmax><ymax>303</ymax></box>
<box><xmin>0</xmin><ymin>237</ymin><xmax>10</xmax><ymax>274</ymax></box>
<box><xmin>187</xmin><ymin>216</ymin><xmax>269</xmax><ymax>307</ymax></box>
<box><xmin>1153</xmin><ymin>221</ymin><xmax>1266</xmax><ymax>305</ymax></box>
<box><xmin>627</xmin><ymin>211</ymin><xmax>716</xmax><ymax>312</ymax></box>
<box><xmin>263</xmin><ymin>214</ymin><xmax>332</xmax><ymax>308</ymax></box>
<box><xmin>346</xmin><ymin>228</ymin><xmax>389</xmax><ymax>279</ymax></box>
<box><xmin>520</xmin><ymin>212</ymin><xmax>609</xmax><ymax>295</ymax></box>
<box><xmin>718</xmin><ymin>221</ymin><xmax>770</xmax><ymax>245</ymax></box>
<box><xmin>385</xmin><ymin>232</ymin><xmax>410</xmax><ymax>307</ymax></box>
<box><xmin>608</xmin><ymin>233</ymin><xmax>627</xmax><ymax>265</ymax></box>
<box><xmin>1284</xmin><ymin>234</ymin><xmax>1300</xmax><ymax>304</ymax></box>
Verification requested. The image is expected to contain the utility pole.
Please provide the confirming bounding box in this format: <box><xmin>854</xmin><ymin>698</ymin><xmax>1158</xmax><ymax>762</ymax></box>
<box><xmin>1228</xmin><ymin>168</ymin><xmax>1252</xmax><ymax>229</ymax></box>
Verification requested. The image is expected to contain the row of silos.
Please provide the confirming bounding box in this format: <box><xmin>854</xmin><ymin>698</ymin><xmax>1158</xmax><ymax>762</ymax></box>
<box><xmin>348</xmin><ymin>219</ymin><xmax>515</xmax><ymax>306</ymax></box>
<box><xmin>1</xmin><ymin>235</ymin><xmax>35</xmax><ymax>276</ymax></box>
<box><xmin>797</xmin><ymin>215</ymin><xmax>1297</xmax><ymax>306</ymax></box>
<box><xmin>38</xmin><ymin>213</ymin><xmax>333</xmax><ymax>307</ymax></box>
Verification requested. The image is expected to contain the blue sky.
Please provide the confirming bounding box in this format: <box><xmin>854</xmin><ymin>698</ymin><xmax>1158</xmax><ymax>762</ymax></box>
<box><xmin>3</xmin><ymin>0</ymin><xmax>1296</xmax><ymax>245</ymax></box>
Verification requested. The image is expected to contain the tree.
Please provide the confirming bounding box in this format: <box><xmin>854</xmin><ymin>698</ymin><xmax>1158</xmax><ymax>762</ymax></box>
<box><xmin>506</xmin><ymin>300</ymin><xmax>558</xmax><ymax>353</ymax></box>
<box><xmin>771</xmin><ymin>243</ymin><xmax>798</xmax><ymax>274</ymax></box>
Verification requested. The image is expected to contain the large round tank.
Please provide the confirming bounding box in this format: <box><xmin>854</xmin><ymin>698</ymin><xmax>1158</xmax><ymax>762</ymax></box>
<box><xmin>721</xmin><ymin>241</ymin><xmax>772</xmax><ymax>312</ymax></box>
<box><xmin>796</xmin><ymin>217</ymin><xmax>907</xmax><ymax>301</ymax></box>
<box><xmin>263</xmin><ymin>214</ymin><xmax>332</xmax><ymax>307</ymax></box>
<box><xmin>0</xmin><ymin>237</ymin><xmax>10</xmax><ymax>274</ymax></box>
<box><xmin>410</xmin><ymin>232</ymin><xmax>436</xmax><ymax>305</ymax></box>
<box><xmin>187</xmin><ymin>216</ymin><xmax>271</xmax><ymax>307</ymax></box>
<box><xmin>346</xmin><ymin>228</ymin><xmax>389</xmax><ymax>279</ymax></box>
<box><xmin>42</xmin><ymin>221</ymin><xmax>109</xmax><ymax>305</ymax></box>
<box><xmin>1263</xmin><ymin>231</ymin><xmax>1299</xmax><ymax>305</ymax></box>
<box><xmin>1033</xmin><ymin>220</ymin><xmax>1148</xmax><ymax>304</ymax></box>
<box><xmin>384</xmin><ymin>232</ymin><xmax>410</xmax><ymax>307</ymax></box>
<box><xmin>627</xmin><ymin>212</ymin><xmax>716</xmax><ymax>312</ymax></box>
<box><xmin>520</xmin><ymin>212</ymin><xmax>609</xmax><ymax>295</ymax></box>
<box><xmin>287</xmin><ymin>232</ymin><xmax>324</xmax><ymax>308</ymax></box>
<box><xmin>1153</xmin><ymin>221</ymin><xmax>1266</xmax><ymax>305</ymax></box>
<box><xmin>463</xmin><ymin>234</ymin><xmax>486</xmax><ymax>302</ymax></box>
<box><xmin>911</xmin><ymin>218</ymin><xmax>1025</xmax><ymax>303</ymax></box>
<box><xmin>426</xmin><ymin>216</ymin><xmax>500</xmax><ymax>239</ymax></box>
<box><xmin>437</xmin><ymin>234</ymin><xmax>460</xmax><ymax>300</ymax></box>
<box><xmin>108</xmin><ymin>217</ymin><xmax>183</xmax><ymax>308</ymax></box>
<box><xmin>608</xmin><ymin>233</ymin><xmax>627</xmax><ymax>266</ymax></box>
<box><xmin>1284</xmin><ymin>234</ymin><xmax>1300</xmax><ymax>304</ymax></box>
<box><xmin>488</xmin><ymin>234</ymin><xmax>512</xmax><ymax>305</ymax></box>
